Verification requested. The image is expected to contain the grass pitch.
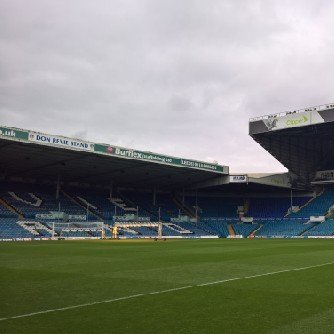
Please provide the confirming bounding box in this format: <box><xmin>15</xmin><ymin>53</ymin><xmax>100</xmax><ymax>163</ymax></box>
<box><xmin>1</xmin><ymin>239</ymin><xmax>334</xmax><ymax>334</ymax></box>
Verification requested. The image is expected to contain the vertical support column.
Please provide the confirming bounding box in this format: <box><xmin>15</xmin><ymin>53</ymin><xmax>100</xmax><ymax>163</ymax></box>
<box><xmin>56</xmin><ymin>175</ymin><xmax>61</xmax><ymax>199</ymax></box>
<box><xmin>182</xmin><ymin>188</ymin><xmax>185</xmax><ymax>206</ymax></box>
<box><xmin>110</xmin><ymin>182</ymin><xmax>114</xmax><ymax>222</ymax></box>
<box><xmin>195</xmin><ymin>190</ymin><xmax>198</xmax><ymax>223</ymax></box>
<box><xmin>58</xmin><ymin>201</ymin><xmax>61</xmax><ymax>218</ymax></box>
<box><xmin>109</xmin><ymin>181</ymin><xmax>113</xmax><ymax>200</ymax></box>
<box><xmin>153</xmin><ymin>186</ymin><xmax>156</xmax><ymax>206</ymax></box>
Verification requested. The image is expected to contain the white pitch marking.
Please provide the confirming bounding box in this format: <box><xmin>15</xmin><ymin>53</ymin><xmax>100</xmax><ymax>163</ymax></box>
<box><xmin>196</xmin><ymin>277</ymin><xmax>242</xmax><ymax>287</ymax></box>
<box><xmin>1</xmin><ymin>261</ymin><xmax>334</xmax><ymax>322</ymax></box>
<box><xmin>1</xmin><ymin>294</ymin><xmax>144</xmax><ymax>321</ymax></box>
<box><xmin>149</xmin><ymin>286</ymin><xmax>193</xmax><ymax>295</ymax></box>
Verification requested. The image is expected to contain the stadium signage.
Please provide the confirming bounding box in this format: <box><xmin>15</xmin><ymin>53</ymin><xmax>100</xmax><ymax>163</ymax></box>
<box><xmin>94</xmin><ymin>144</ymin><xmax>227</xmax><ymax>173</ymax></box>
<box><xmin>0</xmin><ymin>126</ymin><xmax>29</xmax><ymax>140</ymax></box>
<box><xmin>315</xmin><ymin>170</ymin><xmax>334</xmax><ymax>181</ymax></box>
<box><xmin>250</xmin><ymin>109</ymin><xmax>327</xmax><ymax>134</ymax></box>
<box><xmin>113</xmin><ymin>147</ymin><xmax>174</xmax><ymax>164</ymax></box>
<box><xmin>35</xmin><ymin>213</ymin><xmax>55</xmax><ymax>220</ymax></box>
<box><xmin>229</xmin><ymin>175</ymin><xmax>247</xmax><ymax>183</ymax></box>
<box><xmin>69</xmin><ymin>215</ymin><xmax>87</xmax><ymax>221</ymax></box>
<box><xmin>28</xmin><ymin>132</ymin><xmax>94</xmax><ymax>152</ymax></box>
<box><xmin>285</xmin><ymin>115</ymin><xmax>308</xmax><ymax>126</ymax></box>
<box><xmin>1</xmin><ymin>125</ymin><xmax>228</xmax><ymax>174</ymax></box>
<box><xmin>263</xmin><ymin>111</ymin><xmax>313</xmax><ymax>131</ymax></box>
<box><xmin>180</xmin><ymin>159</ymin><xmax>220</xmax><ymax>171</ymax></box>
<box><xmin>114</xmin><ymin>214</ymin><xmax>136</xmax><ymax>222</ymax></box>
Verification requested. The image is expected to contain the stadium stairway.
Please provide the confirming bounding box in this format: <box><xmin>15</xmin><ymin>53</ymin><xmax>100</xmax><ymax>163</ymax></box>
<box><xmin>172</xmin><ymin>197</ymin><xmax>197</xmax><ymax>219</ymax></box>
<box><xmin>253</xmin><ymin>219</ymin><xmax>312</xmax><ymax>238</ymax></box>
<box><xmin>289</xmin><ymin>188</ymin><xmax>334</xmax><ymax>218</ymax></box>
<box><xmin>285</xmin><ymin>193</ymin><xmax>320</xmax><ymax>217</ymax></box>
<box><xmin>119</xmin><ymin>193</ymin><xmax>153</xmax><ymax>219</ymax></box>
<box><xmin>0</xmin><ymin>198</ymin><xmax>23</xmax><ymax>219</ymax></box>
<box><xmin>61</xmin><ymin>190</ymin><xmax>103</xmax><ymax>221</ymax></box>
<box><xmin>232</xmin><ymin>223</ymin><xmax>259</xmax><ymax>238</ymax></box>
<box><xmin>303</xmin><ymin>219</ymin><xmax>334</xmax><ymax>236</ymax></box>
<box><xmin>227</xmin><ymin>224</ymin><xmax>236</xmax><ymax>237</ymax></box>
<box><xmin>250</xmin><ymin>224</ymin><xmax>263</xmax><ymax>237</ymax></box>
<box><xmin>298</xmin><ymin>221</ymin><xmax>321</xmax><ymax>236</ymax></box>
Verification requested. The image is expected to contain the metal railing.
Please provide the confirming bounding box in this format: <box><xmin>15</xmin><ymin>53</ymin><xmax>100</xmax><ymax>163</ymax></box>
<box><xmin>249</xmin><ymin>103</ymin><xmax>334</xmax><ymax>122</ymax></box>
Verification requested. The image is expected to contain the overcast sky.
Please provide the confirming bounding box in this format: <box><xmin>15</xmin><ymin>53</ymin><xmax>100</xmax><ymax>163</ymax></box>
<box><xmin>1</xmin><ymin>0</ymin><xmax>333</xmax><ymax>173</ymax></box>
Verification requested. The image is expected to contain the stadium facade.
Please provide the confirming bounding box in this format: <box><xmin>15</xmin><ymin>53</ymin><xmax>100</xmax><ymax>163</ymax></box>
<box><xmin>1</xmin><ymin>103</ymin><xmax>334</xmax><ymax>240</ymax></box>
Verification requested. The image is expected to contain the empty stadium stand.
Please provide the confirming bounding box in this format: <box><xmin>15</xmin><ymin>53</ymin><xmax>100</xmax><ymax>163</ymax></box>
<box><xmin>1</xmin><ymin>180</ymin><xmax>334</xmax><ymax>240</ymax></box>
<box><xmin>0</xmin><ymin>218</ymin><xmax>33</xmax><ymax>239</ymax></box>
<box><xmin>303</xmin><ymin>220</ymin><xmax>334</xmax><ymax>236</ymax></box>
<box><xmin>289</xmin><ymin>189</ymin><xmax>334</xmax><ymax>218</ymax></box>
<box><xmin>254</xmin><ymin>219</ymin><xmax>314</xmax><ymax>238</ymax></box>
<box><xmin>246</xmin><ymin>197</ymin><xmax>310</xmax><ymax>218</ymax></box>
<box><xmin>232</xmin><ymin>223</ymin><xmax>259</xmax><ymax>238</ymax></box>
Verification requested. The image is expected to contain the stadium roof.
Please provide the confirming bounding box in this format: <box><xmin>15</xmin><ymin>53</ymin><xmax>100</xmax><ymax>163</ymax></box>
<box><xmin>0</xmin><ymin>126</ymin><xmax>229</xmax><ymax>190</ymax></box>
<box><xmin>249</xmin><ymin>103</ymin><xmax>334</xmax><ymax>187</ymax></box>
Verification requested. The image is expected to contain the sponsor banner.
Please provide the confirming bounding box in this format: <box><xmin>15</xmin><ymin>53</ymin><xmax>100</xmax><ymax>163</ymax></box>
<box><xmin>315</xmin><ymin>170</ymin><xmax>334</xmax><ymax>181</ymax></box>
<box><xmin>137</xmin><ymin>216</ymin><xmax>151</xmax><ymax>222</ymax></box>
<box><xmin>36</xmin><ymin>212</ymin><xmax>73</xmax><ymax>220</ymax></box>
<box><xmin>262</xmin><ymin>111</ymin><xmax>314</xmax><ymax>131</ymax></box>
<box><xmin>94</xmin><ymin>144</ymin><xmax>227</xmax><ymax>173</ymax></box>
<box><xmin>118</xmin><ymin>235</ymin><xmax>219</xmax><ymax>239</ymax></box>
<box><xmin>1</xmin><ymin>125</ymin><xmax>228</xmax><ymax>174</ymax></box>
<box><xmin>309</xmin><ymin>216</ymin><xmax>325</xmax><ymax>223</ymax></box>
<box><xmin>35</xmin><ymin>213</ymin><xmax>55</xmax><ymax>220</ymax></box>
<box><xmin>307</xmin><ymin>236</ymin><xmax>334</xmax><ymax>239</ymax></box>
<box><xmin>114</xmin><ymin>214</ymin><xmax>136</xmax><ymax>222</ymax></box>
<box><xmin>68</xmin><ymin>215</ymin><xmax>87</xmax><ymax>221</ymax></box>
<box><xmin>0</xmin><ymin>126</ymin><xmax>29</xmax><ymax>140</ymax></box>
<box><xmin>250</xmin><ymin>108</ymin><xmax>333</xmax><ymax>134</ymax></box>
<box><xmin>249</xmin><ymin>173</ymin><xmax>291</xmax><ymax>188</ymax></box>
<box><xmin>229</xmin><ymin>175</ymin><xmax>247</xmax><ymax>183</ymax></box>
<box><xmin>29</xmin><ymin>132</ymin><xmax>94</xmax><ymax>152</ymax></box>
<box><xmin>171</xmin><ymin>215</ymin><xmax>190</xmax><ymax>223</ymax></box>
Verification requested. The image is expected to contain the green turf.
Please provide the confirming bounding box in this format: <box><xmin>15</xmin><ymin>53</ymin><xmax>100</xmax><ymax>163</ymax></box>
<box><xmin>1</xmin><ymin>239</ymin><xmax>334</xmax><ymax>333</ymax></box>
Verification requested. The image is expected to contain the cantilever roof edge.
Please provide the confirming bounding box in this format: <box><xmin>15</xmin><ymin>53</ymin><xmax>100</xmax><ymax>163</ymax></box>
<box><xmin>0</xmin><ymin>125</ymin><xmax>229</xmax><ymax>175</ymax></box>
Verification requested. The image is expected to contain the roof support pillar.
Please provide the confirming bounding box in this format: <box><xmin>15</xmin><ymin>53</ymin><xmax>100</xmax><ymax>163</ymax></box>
<box><xmin>195</xmin><ymin>189</ymin><xmax>198</xmax><ymax>223</ymax></box>
<box><xmin>109</xmin><ymin>181</ymin><xmax>113</xmax><ymax>200</ymax></box>
<box><xmin>152</xmin><ymin>185</ymin><xmax>156</xmax><ymax>206</ymax></box>
<box><xmin>56</xmin><ymin>175</ymin><xmax>61</xmax><ymax>199</ymax></box>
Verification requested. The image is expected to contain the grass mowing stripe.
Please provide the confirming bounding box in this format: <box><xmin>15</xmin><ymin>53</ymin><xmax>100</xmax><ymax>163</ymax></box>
<box><xmin>1</xmin><ymin>260</ymin><xmax>334</xmax><ymax>322</ymax></box>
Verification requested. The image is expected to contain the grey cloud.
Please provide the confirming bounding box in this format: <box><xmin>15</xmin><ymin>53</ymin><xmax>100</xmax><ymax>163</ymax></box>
<box><xmin>1</xmin><ymin>0</ymin><xmax>334</xmax><ymax>173</ymax></box>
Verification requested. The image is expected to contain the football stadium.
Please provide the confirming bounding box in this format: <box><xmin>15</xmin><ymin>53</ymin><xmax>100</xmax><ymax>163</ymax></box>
<box><xmin>1</xmin><ymin>103</ymin><xmax>334</xmax><ymax>333</ymax></box>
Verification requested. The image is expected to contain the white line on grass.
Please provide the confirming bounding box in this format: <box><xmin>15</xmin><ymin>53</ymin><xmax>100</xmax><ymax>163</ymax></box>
<box><xmin>148</xmin><ymin>286</ymin><xmax>193</xmax><ymax>295</ymax></box>
<box><xmin>1</xmin><ymin>261</ymin><xmax>334</xmax><ymax>322</ymax></box>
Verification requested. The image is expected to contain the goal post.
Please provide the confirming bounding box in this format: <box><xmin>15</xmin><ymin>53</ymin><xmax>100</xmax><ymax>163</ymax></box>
<box><xmin>51</xmin><ymin>221</ymin><xmax>105</xmax><ymax>239</ymax></box>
